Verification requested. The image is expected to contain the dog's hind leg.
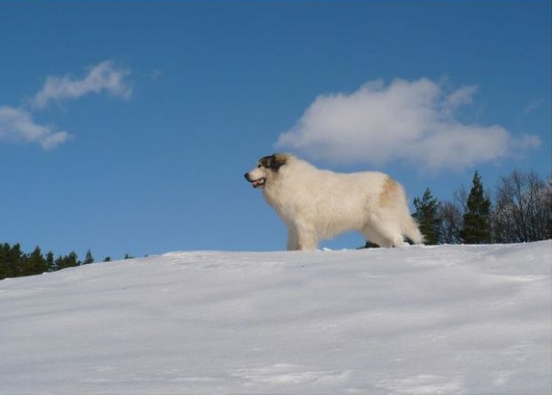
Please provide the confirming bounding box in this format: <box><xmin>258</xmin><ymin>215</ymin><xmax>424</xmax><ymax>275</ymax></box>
<box><xmin>362</xmin><ymin>223</ymin><xmax>404</xmax><ymax>248</ymax></box>
<box><xmin>380</xmin><ymin>233</ymin><xmax>405</xmax><ymax>248</ymax></box>
<box><xmin>361</xmin><ymin>227</ymin><xmax>385</xmax><ymax>248</ymax></box>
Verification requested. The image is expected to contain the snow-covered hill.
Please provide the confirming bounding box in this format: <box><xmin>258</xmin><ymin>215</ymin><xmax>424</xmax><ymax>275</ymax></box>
<box><xmin>1</xmin><ymin>242</ymin><xmax>550</xmax><ymax>395</ymax></box>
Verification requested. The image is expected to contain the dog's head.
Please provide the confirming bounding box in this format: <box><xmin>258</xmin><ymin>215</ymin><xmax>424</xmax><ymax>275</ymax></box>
<box><xmin>244</xmin><ymin>154</ymin><xmax>290</xmax><ymax>189</ymax></box>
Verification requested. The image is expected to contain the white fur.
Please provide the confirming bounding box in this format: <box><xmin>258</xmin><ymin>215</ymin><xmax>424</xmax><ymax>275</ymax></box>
<box><xmin>246</xmin><ymin>155</ymin><xmax>423</xmax><ymax>251</ymax></box>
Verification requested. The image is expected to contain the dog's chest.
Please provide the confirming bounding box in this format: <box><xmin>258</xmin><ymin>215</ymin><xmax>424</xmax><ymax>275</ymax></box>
<box><xmin>263</xmin><ymin>186</ymin><xmax>305</xmax><ymax>220</ymax></box>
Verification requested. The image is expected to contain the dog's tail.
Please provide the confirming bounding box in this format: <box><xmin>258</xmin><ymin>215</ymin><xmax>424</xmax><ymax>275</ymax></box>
<box><xmin>390</xmin><ymin>179</ymin><xmax>424</xmax><ymax>245</ymax></box>
<box><xmin>403</xmin><ymin>216</ymin><xmax>424</xmax><ymax>245</ymax></box>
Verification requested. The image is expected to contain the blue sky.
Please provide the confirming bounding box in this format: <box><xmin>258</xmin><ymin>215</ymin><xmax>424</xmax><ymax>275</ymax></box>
<box><xmin>1</xmin><ymin>0</ymin><xmax>550</xmax><ymax>260</ymax></box>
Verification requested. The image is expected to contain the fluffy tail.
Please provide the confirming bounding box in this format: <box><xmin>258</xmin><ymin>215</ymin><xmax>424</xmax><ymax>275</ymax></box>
<box><xmin>404</xmin><ymin>216</ymin><xmax>424</xmax><ymax>245</ymax></box>
<box><xmin>392</xmin><ymin>180</ymin><xmax>424</xmax><ymax>245</ymax></box>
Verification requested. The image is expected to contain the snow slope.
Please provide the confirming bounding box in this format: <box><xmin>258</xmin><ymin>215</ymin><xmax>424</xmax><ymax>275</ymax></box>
<box><xmin>0</xmin><ymin>242</ymin><xmax>550</xmax><ymax>395</ymax></box>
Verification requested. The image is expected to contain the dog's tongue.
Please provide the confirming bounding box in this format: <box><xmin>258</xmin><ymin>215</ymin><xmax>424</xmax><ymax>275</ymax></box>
<box><xmin>252</xmin><ymin>179</ymin><xmax>264</xmax><ymax>187</ymax></box>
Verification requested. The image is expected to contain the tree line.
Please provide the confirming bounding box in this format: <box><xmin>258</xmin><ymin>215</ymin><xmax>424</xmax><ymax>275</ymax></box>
<box><xmin>0</xmin><ymin>246</ymin><xmax>135</xmax><ymax>280</ymax></box>
<box><xmin>407</xmin><ymin>169</ymin><xmax>552</xmax><ymax>246</ymax></box>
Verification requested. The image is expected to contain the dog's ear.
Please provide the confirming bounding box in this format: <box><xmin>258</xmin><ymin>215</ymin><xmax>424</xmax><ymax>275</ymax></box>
<box><xmin>270</xmin><ymin>154</ymin><xmax>287</xmax><ymax>172</ymax></box>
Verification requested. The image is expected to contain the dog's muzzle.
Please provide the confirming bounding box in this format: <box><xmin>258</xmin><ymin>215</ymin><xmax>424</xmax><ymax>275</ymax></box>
<box><xmin>244</xmin><ymin>173</ymin><xmax>266</xmax><ymax>188</ymax></box>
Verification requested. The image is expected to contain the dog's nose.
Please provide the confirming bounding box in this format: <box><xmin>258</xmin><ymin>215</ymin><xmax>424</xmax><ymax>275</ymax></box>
<box><xmin>244</xmin><ymin>172</ymin><xmax>251</xmax><ymax>181</ymax></box>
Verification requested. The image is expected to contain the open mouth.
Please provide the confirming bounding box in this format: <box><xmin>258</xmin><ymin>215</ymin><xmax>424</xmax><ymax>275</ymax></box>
<box><xmin>251</xmin><ymin>178</ymin><xmax>266</xmax><ymax>188</ymax></box>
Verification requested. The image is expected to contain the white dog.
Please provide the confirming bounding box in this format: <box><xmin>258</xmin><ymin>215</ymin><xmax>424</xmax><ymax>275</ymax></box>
<box><xmin>245</xmin><ymin>154</ymin><xmax>423</xmax><ymax>251</ymax></box>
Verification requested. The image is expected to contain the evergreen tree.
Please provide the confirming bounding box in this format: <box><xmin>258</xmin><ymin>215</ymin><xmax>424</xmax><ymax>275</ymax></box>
<box><xmin>67</xmin><ymin>252</ymin><xmax>80</xmax><ymax>267</ymax></box>
<box><xmin>103</xmin><ymin>256</ymin><xmax>112</xmax><ymax>262</ymax></box>
<box><xmin>461</xmin><ymin>171</ymin><xmax>491</xmax><ymax>244</ymax></box>
<box><xmin>83</xmin><ymin>249</ymin><xmax>94</xmax><ymax>265</ymax></box>
<box><xmin>0</xmin><ymin>243</ymin><xmax>11</xmax><ymax>279</ymax></box>
<box><xmin>55</xmin><ymin>252</ymin><xmax>80</xmax><ymax>270</ymax></box>
<box><xmin>46</xmin><ymin>251</ymin><xmax>56</xmax><ymax>272</ymax></box>
<box><xmin>55</xmin><ymin>255</ymin><xmax>66</xmax><ymax>270</ymax></box>
<box><xmin>23</xmin><ymin>246</ymin><xmax>48</xmax><ymax>276</ymax></box>
<box><xmin>412</xmin><ymin>188</ymin><xmax>441</xmax><ymax>245</ymax></box>
<box><xmin>6</xmin><ymin>243</ymin><xmax>24</xmax><ymax>278</ymax></box>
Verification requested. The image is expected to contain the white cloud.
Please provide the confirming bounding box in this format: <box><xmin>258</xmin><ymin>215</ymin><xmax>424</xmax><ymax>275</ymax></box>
<box><xmin>32</xmin><ymin>61</ymin><xmax>133</xmax><ymax>109</ymax></box>
<box><xmin>444</xmin><ymin>85</ymin><xmax>478</xmax><ymax>113</ymax></box>
<box><xmin>0</xmin><ymin>106</ymin><xmax>71</xmax><ymax>150</ymax></box>
<box><xmin>276</xmin><ymin>78</ymin><xmax>540</xmax><ymax>172</ymax></box>
<box><xmin>1</xmin><ymin>60</ymin><xmax>134</xmax><ymax>150</ymax></box>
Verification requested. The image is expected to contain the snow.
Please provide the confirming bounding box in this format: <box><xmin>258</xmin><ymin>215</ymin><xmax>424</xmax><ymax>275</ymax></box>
<box><xmin>1</xmin><ymin>241</ymin><xmax>550</xmax><ymax>394</ymax></box>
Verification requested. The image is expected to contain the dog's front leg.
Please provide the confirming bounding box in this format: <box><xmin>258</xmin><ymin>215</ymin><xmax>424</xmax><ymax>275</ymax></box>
<box><xmin>294</xmin><ymin>225</ymin><xmax>318</xmax><ymax>251</ymax></box>
<box><xmin>286</xmin><ymin>225</ymin><xmax>299</xmax><ymax>251</ymax></box>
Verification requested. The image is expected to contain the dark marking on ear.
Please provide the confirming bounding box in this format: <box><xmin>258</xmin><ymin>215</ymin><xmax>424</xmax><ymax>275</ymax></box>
<box><xmin>259</xmin><ymin>156</ymin><xmax>271</xmax><ymax>169</ymax></box>
<box><xmin>271</xmin><ymin>154</ymin><xmax>287</xmax><ymax>171</ymax></box>
<box><xmin>259</xmin><ymin>154</ymin><xmax>287</xmax><ymax>172</ymax></box>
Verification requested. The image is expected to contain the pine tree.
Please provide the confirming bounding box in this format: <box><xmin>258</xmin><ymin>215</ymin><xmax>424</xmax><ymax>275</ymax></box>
<box><xmin>461</xmin><ymin>171</ymin><xmax>491</xmax><ymax>244</ymax></box>
<box><xmin>0</xmin><ymin>243</ymin><xmax>11</xmax><ymax>279</ymax></box>
<box><xmin>55</xmin><ymin>251</ymin><xmax>80</xmax><ymax>270</ymax></box>
<box><xmin>412</xmin><ymin>188</ymin><xmax>441</xmax><ymax>245</ymax></box>
<box><xmin>83</xmin><ymin>249</ymin><xmax>94</xmax><ymax>265</ymax></box>
<box><xmin>46</xmin><ymin>251</ymin><xmax>56</xmax><ymax>272</ymax></box>
<box><xmin>67</xmin><ymin>252</ymin><xmax>80</xmax><ymax>267</ymax></box>
<box><xmin>6</xmin><ymin>243</ymin><xmax>24</xmax><ymax>278</ymax></box>
<box><xmin>55</xmin><ymin>255</ymin><xmax>66</xmax><ymax>270</ymax></box>
<box><xmin>23</xmin><ymin>246</ymin><xmax>48</xmax><ymax>276</ymax></box>
<box><xmin>103</xmin><ymin>256</ymin><xmax>112</xmax><ymax>262</ymax></box>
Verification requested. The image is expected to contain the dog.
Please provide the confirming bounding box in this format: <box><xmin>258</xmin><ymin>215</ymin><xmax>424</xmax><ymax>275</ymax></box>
<box><xmin>244</xmin><ymin>154</ymin><xmax>423</xmax><ymax>251</ymax></box>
